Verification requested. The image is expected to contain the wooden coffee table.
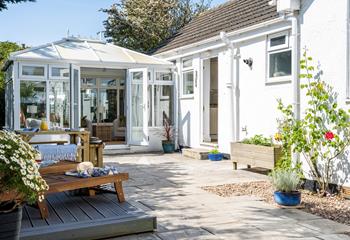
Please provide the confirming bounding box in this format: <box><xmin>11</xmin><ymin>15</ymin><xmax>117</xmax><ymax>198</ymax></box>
<box><xmin>38</xmin><ymin>162</ymin><xmax>129</xmax><ymax>219</ymax></box>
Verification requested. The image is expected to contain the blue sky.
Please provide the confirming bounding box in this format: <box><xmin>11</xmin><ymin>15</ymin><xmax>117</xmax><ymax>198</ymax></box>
<box><xmin>0</xmin><ymin>0</ymin><xmax>227</xmax><ymax>46</ymax></box>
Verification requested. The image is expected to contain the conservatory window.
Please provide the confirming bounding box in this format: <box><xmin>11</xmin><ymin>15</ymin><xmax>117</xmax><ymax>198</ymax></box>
<box><xmin>267</xmin><ymin>32</ymin><xmax>291</xmax><ymax>82</ymax></box>
<box><xmin>156</xmin><ymin>72</ymin><xmax>173</xmax><ymax>81</ymax></box>
<box><xmin>49</xmin><ymin>80</ymin><xmax>70</xmax><ymax>128</ymax></box>
<box><xmin>20</xmin><ymin>81</ymin><xmax>47</xmax><ymax>128</ymax></box>
<box><xmin>148</xmin><ymin>70</ymin><xmax>174</xmax><ymax>127</ymax></box>
<box><xmin>20</xmin><ymin>64</ymin><xmax>46</xmax><ymax>79</ymax></box>
<box><xmin>50</xmin><ymin>66</ymin><xmax>70</xmax><ymax>79</ymax></box>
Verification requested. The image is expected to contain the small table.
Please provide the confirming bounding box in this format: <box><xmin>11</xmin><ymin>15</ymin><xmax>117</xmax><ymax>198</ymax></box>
<box><xmin>38</xmin><ymin>162</ymin><xmax>128</xmax><ymax>219</ymax></box>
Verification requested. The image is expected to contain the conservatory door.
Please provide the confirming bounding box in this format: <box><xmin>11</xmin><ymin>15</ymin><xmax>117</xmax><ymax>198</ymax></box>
<box><xmin>127</xmin><ymin>68</ymin><xmax>149</xmax><ymax>145</ymax></box>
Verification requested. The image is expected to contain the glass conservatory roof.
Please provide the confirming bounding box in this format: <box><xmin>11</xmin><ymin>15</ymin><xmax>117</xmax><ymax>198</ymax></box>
<box><xmin>9</xmin><ymin>37</ymin><xmax>173</xmax><ymax>68</ymax></box>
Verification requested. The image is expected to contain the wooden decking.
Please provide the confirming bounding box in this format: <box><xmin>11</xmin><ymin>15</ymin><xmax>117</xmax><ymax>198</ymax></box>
<box><xmin>20</xmin><ymin>191</ymin><xmax>156</xmax><ymax>240</ymax></box>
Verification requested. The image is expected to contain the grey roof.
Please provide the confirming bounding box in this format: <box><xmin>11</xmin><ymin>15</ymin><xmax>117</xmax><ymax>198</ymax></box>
<box><xmin>153</xmin><ymin>0</ymin><xmax>278</xmax><ymax>54</ymax></box>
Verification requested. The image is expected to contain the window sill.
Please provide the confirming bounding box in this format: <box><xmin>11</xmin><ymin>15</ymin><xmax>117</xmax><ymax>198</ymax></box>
<box><xmin>266</xmin><ymin>77</ymin><xmax>291</xmax><ymax>85</ymax></box>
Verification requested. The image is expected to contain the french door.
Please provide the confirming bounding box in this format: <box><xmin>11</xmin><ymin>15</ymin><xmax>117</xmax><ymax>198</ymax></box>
<box><xmin>127</xmin><ymin>68</ymin><xmax>149</xmax><ymax>145</ymax></box>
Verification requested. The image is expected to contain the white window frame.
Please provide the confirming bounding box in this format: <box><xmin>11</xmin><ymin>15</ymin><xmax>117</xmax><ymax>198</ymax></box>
<box><xmin>181</xmin><ymin>58</ymin><xmax>195</xmax><ymax>98</ymax></box>
<box><xmin>19</xmin><ymin>63</ymin><xmax>47</xmax><ymax>80</ymax></box>
<box><xmin>266</xmin><ymin>31</ymin><xmax>292</xmax><ymax>84</ymax></box>
<box><xmin>148</xmin><ymin>69</ymin><xmax>175</xmax><ymax>127</ymax></box>
<box><xmin>49</xmin><ymin>64</ymin><xmax>70</xmax><ymax>80</ymax></box>
<box><xmin>268</xmin><ymin>31</ymin><xmax>290</xmax><ymax>51</ymax></box>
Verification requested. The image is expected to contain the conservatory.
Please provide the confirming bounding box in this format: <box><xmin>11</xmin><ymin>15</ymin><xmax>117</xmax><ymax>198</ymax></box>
<box><xmin>3</xmin><ymin>37</ymin><xmax>175</xmax><ymax>149</ymax></box>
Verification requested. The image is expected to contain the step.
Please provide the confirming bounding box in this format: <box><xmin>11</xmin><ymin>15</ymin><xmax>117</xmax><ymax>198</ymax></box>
<box><xmin>182</xmin><ymin>148</ymin><xmax>209</xmax><ymax>160</ymax></box>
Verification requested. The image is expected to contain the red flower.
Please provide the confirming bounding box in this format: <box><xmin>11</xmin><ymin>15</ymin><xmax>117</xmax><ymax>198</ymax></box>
<box><xmin>325</xmin><ymin>131</ymin><xmax>334</xmax><ymax>141</ymax></box>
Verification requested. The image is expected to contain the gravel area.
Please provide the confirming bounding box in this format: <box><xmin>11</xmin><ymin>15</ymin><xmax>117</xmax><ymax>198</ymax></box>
<box><xmin>202</xmin><ymin>181</ymin><xmax>350</xmax><ymax>225</ymax></box>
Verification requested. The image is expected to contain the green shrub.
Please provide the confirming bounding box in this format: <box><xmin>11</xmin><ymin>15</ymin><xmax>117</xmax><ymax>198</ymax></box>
<box><xmin>241</xmin><ymin>134</ymin><xmax>272</xmax><ymax>147</ymax></box>
<box><xmin>270</xmin><ymin>169</ymin><xmax>300</xmax><ymax>192</ymax></box>
<box><xmin>209</xmin><ymin>147</ymin><xmax>220</xmax><ymax>154</ymax></box>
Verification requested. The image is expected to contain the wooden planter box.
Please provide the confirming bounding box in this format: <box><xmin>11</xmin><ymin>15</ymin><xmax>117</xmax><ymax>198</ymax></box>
<box><xmin>231</xmin><ymin>142</ymin><xmax>282</xmax><ymax>170</ymax></box>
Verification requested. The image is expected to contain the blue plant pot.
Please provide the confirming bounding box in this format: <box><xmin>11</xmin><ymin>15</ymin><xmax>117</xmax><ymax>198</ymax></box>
<box><xmin>162</xmin><ymin>141</ymin><xmax>175</xmax><ymax>153</ymax></box>
<box><xmin>274</xmin><ymin>191</ymin><xmax>301</xmax><ymax>206</ymax></box>
<box><xmin>208</xmin><ymin>153</ymin><xmax>223</xmax><ymax>161</ymax></box>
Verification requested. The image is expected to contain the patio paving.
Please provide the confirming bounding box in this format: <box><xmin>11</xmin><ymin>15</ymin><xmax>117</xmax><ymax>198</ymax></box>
<box><xmin>104</xmin><ymin>153</ymin><xmax>350</xmax><ymax>240</ymax></box>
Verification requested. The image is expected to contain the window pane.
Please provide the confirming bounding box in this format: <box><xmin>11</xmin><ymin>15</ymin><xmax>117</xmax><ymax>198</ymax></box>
<box><xmin>155</xmin><ymin>85</ymin><xmax>173</xmax><ymax>126</ymax></box>
<box><xmin>156</xmin><ymin>72</ymin><xmax>173</xmax><ymax>81</ymax></box>
<box><xmin>183</xmin><ymin>71</ymin><xmax>194</xmax><ymax>95</ymax></box>
<box><xmin>270</xmin><ymin>36</ymin><xmax>286</xmax><ymax>47</ymax></box>
<box><xmin>132</xmin><ymin>72</ymin><xmax>142</xmax><ymax>81</ymax></box>
<box><xmin>148</xmin><ymin>86</ymin><xmax>152</xmax><ymax>127</ymax></box>
<box><xmin>99</xmin><ymin>89</ymin><xmax>118</xmax><ymax>123</ymax></box>
<box><xmin>20</xmin><ymin>81</ymin><xmax>46</xmax><ymax>128</ymax></box>
<box><xmin>81</xmin><ymin>78</ymin><xmax>96</xmax><ymax>86</ymax></box>
<box><xmin>81</xmin><ymin>89</ymin><xmax>97</xmax><ymax>123</ymax></box>
<box><xmin>119</xmin><ymin>89</ymin><xmax>125</xmax><ymax>118</ymax></box>
<box><xmin>51</xmin><ymin>67</ymin><xmax>69</xmax><ymax>78</ymax></box>
<box><xmin>183</xmin><ymin>59</ymin><xmax>193</xmax><ymax>68</ymax></box>
<box><xmin>22</xmin><ymin>66</ymin><xmax>45</xmax><ymax>76</ymax></box>
<box><xmin>269</xmin><ymin>50</ymin><xmax>292</xmax><ymax>78</ymax></box>
<box><xmin>100</xmin><ymin>79</ymin><xmax>117</xmax><ymax>87</ymax></box>
<box><xmin>49</xmin><ymin>81</ymin><xmax>70</xmax><ymax>128</ymax></box>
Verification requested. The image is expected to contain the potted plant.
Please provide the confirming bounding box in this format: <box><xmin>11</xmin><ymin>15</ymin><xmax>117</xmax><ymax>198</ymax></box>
<box><xmin>231</xmin><ymin>134</ymin><xmax>282</xmax><ymax>170</ymax></box>
<box><xmin>208</xmin><ymin>147</ymin><xmax>223</xmax><ymax>161</ymax></box>
<box><xmin>0</xmin><ymin>131</ymin><xmax>48</xmax><ymax>240</ymax></box>
<box><xmin>270</xmin><ymin>169</ymin><xmax>301</xmax><ymax>206</ymax></box>
<box><xmin>162</xmin><ymin>116</ymin><xmax>175</xmax><ymax>153</ymax></box>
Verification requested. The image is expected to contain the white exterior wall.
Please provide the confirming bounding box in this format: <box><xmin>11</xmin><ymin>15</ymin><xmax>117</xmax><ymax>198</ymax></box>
<box><xmin>238</xmin><ymin>36</ymin><xmax>293</xmax><ymax>141</ymax></box>
<box><xmin>298</xmin><ymin>0</ymin><xmax>350</xmax><ymax>186</ymax></box>
<box><xmin>157</xmin><ymin>21</ymin><xmax>294</xmax><ymax>154</ymax></box>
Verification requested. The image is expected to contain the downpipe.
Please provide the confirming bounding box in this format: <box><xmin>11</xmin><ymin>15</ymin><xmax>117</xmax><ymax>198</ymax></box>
<box><xmin>220</xmin><ymin>32</ymin><xmax>240</xmax><ymax>143</ymax></box>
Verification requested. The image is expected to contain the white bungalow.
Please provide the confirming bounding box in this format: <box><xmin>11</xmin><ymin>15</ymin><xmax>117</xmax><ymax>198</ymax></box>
<box><xmin>3</xmin><ymin>37</ymin><xmax>175</xmax><ymax>151</ymax></box>
<box><xmin>153</xmin><ymin>0</ymin><xmax>350</xmax><ymax>186</ymax></box>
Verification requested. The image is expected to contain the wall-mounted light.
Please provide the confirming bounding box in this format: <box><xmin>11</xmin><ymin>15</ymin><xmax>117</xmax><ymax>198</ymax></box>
<box><xmin>243</xmin><ymin>58</ymin><xmax>253</xmax><ymax>70</ymax></box>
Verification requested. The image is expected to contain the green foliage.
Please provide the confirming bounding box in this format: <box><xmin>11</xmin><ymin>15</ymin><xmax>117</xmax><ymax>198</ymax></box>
<box><xmin>102</xmin><ymin>0</ymin><xmax>211</xmax><ymax>53</ymax></box>
<box><xmin>270</xmin><ymin>168</ymin><xmax>301</xmax><ymax>192</ymax></box>
<box><xmin>0</xmin><ymin>41</ymin><xmax>23</xmax><ymax>90</ymax></box>
<box><xmin>277</xmin><ymin>50</ymin><xmax>350</xmax><ymax>194</ymax></box>
<box><xmin>0</xmin><ymin>0</ymin><xmax>34</xmax><ymax>11</ymax></box>
<box><xmin>241</xmin><ymin>134</ymin><xmax>273</xmax><ymax>147</ymax></box>
<box><xmin>209</xmin><ymin>147</ymin><xmax>220</xmax><ymax>154</ymax></box>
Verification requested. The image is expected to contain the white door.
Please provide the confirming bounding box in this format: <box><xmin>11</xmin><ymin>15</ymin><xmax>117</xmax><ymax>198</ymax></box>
<box><xmin>127</xmin><ymin>68</ymin><xmax>149</xmax><ymax>145</ymax></box>
<box><xmin>70</xmin><ymin>64</ymin><xmax>80</xmax><ymax>129</ymax></box>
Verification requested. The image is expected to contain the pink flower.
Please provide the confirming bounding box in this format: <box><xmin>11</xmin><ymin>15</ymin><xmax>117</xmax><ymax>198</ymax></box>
<box><xmin>325</xmin><ymin>131</ymin><xmax>334</xmax><ymax>141</ymax></box>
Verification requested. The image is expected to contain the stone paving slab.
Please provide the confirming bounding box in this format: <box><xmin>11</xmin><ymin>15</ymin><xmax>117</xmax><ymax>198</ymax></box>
<box><xmin>104</xmin><ymin>153</ymin><xmax>350</xmax><ymax>240</ymax></box>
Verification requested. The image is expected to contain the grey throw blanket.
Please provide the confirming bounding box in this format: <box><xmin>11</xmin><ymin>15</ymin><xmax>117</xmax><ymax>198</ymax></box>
<box><xmin>36</xmin><ymin>144</ymin><xmax>77</xmax><ymax>167</ymax></box>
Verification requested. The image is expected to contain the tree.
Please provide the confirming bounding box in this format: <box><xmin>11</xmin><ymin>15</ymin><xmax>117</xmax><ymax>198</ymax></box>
<box><xmin>0</xmin><ymin>41</ymin><xmax>23</xmax><ymax>128</ymax></box>
<box><xmin>102</xmin><ymin>0</ymin><xmax>211</xmax><ymax>53</ymax></box>
<box><xmin>277</xmin><ymin>51</ymin><xmax>350</xmax><ymax>195</ymax></box>
<box><xmin>0</xmin><ymin>0</ymin><xmax>35</xmax><ymax>11</ymax></box>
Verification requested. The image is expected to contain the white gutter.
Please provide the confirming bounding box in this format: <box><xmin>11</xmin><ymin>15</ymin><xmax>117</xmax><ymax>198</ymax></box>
<box><xmin>220</xmin><ymin>32</ymin><xmax>240</xmax><ymax>142</ymax></box>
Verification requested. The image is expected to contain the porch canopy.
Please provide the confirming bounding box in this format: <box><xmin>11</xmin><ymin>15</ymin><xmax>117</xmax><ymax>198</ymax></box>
<box><xmin>9</xmin><ymin>37</ymin><xmax>173</xmax><ymax>68</ymax></box>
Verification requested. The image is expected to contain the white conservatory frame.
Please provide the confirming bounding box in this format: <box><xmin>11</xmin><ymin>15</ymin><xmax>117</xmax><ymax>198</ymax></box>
<box><xmin>4</xmin><ymin>37</ymin><xmax>175</xmax><ymax>148</ymax></box>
